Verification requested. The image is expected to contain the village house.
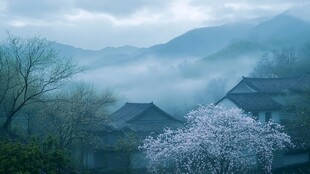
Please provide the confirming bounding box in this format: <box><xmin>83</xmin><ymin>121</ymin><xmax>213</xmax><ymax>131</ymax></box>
<box><xmin>83</xmin><ymin>75</ymin><xmax>310</xmax><ymax>173</ymax></box>
<box><xmin>85</xmin><ymin>102</ymin><xmax>183</xmax><ymax>174</ymax></box>
<box><xmin>217</xmin><ymin>74</ymin><xmax>310</xmax><ymax>171</ymax></box>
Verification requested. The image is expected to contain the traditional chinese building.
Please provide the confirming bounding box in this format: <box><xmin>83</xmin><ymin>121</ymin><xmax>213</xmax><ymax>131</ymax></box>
<box><xmin>86</xmin><ymin>102</ymin><xmax>183</xmax><ymax>174</ymax></box>
<box><xmin>217</xmin><ymin>74</ymin><xmax>310</xmax><ymax>171</ymax></box>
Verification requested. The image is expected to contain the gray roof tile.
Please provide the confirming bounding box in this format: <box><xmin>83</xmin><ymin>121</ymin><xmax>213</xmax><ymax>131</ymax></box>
<box><xmin>106</xmin><ymin>102</ymin><xmax>182</xmax><ymax>130</ymax></box>
<box><xmin>243</xmin><ymin>76</ymin><xmax>300</xmax><ymax>93</ymax></box>
<box><xmin>226</xmin><ymin>93</ymin><xmax>283</xmax><ymax>111</ymax></box>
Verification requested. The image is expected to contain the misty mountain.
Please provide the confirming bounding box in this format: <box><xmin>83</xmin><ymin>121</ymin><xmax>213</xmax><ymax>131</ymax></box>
<box><xmin>52</xmin><ymin>23</ymin><xmax>256</xmax><ymax>66</ymax></box>
<box><xmin>52</xmin><ymin>42</ymin><xmax>143</xmax><ymax>68</ymax></box>
<box><xmin>136</xmin><ymin>10</ymin><xmax>310</xmax><ymax>61</ymax></box>
<box><xmin>247</xmin><ymin>14</ymin><xmax>310</xmax><ymax>48</ymax></box>
<box><xmin>284</xmin><ymin>4</ymin><xmax>310</xmax><ymax>22</ymax></box>
<box><xmin>202</xmin><ymin>41</ymin><xmax>268</xmax><ymax>62</ymax></box>
<box><xmin>54</xmin><ymin>10</ymin><xmax>310</xmax><ymax>68</ymax></box>
<box><xmin>146</xmin><ymin>23</ymin><xmax>254</xmax><ymax>58</ymax></box>
<box><xmin>196</xmin><ymin>12</ymin><xmax>310</xmax><ymax>75</ymax></box>
<box><xmin>52</xmin><ymin>7</ymin><xmax>310</xmax><ymax>116</ymax></box>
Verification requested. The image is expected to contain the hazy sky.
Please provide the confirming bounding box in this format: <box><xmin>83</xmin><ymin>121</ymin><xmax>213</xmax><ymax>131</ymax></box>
<box><xmin>0</xmin><ymin>0</ymin><xmax>309</xmax><ymax>49</ymax></box>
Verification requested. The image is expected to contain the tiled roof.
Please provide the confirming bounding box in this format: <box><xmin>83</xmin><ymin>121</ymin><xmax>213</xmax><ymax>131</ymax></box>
<box><xmin>243</xmin><ymin>76</ymin><xmax>300</xmax><ymax>93</ymax></box>
<box><xmin>104</xmin><ymin>102</ymin><xmax>182</xmax><ymax>130</ymax></box>
<box><xmin>109</xmin><ymin>103</ymin><xmax>153</xmax><ymax>122</ymax></box>
<box><xmin>217</xmin><ymin>74</ymin><xmax>310</xmax><ymax>114</ymax></box>
<box><xmin>89</xmin><ymin>103</ymin><xmax>183</xmax><ymax>150</ymax></box>
<box><xmin>106</xmin><ymin>102</ymin><xmax>153</xmax><ymax>129</ymax></box>
<box><xmin>226</xmin><ymin>93</ymin><xmax>283</xmax><ymax>111</ymax></box>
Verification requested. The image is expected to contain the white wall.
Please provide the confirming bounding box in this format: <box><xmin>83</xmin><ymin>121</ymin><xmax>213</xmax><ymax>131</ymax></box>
<box><xmin>257</xmin><ymin>111</ymin><xmax>280</xmax><ymax>123</ymax></box>
<box><xmin>219</xmin><ymin>98</ymin><xmax>239</xmax><ymax>109</ymax></box>
<box><xmin>219</xmin><ymin>98</ymin><xmax>281</xmax><ymax>123</ymax></box>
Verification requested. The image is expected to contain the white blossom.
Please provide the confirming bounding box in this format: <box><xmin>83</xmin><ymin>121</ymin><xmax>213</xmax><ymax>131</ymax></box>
<box><xmin>140</xmin><ymin>104</ymin><xmax>292</xmax><ymax>174</ymax></box>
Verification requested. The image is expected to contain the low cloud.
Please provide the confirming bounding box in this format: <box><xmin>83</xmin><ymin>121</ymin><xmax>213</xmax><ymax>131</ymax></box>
<box><xmin>1</xmin><ymin>0</ymin><xmax>309</xmax><ymax>49</ymax></box>
<box><xmin>73</xmin><ymin>53</ymin><xmax>257</xmax><ymax>116</ymax></box>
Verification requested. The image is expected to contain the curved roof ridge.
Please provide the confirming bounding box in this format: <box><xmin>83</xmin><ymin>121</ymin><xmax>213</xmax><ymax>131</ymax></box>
<box><xmin>125</xmin><ymin>102</ymin><xmax>153</xmax><ymax>105</ymax></box>
<box><xmin>241</xmin><ymin>78</ymin><xmax>262</xmax><ymax>92</ymax></box>
<box><xmin>242</xmin><ymin>75</ymin><xmax>302</xmax><ymax>93</ymax></box>
<box><xmin>228</xmin><ymin>92</ymin><xmax>268</xmax><ymax>95</ymax></box>
<box><xmin>243</xmin><ymin>75</ymin><xmax>301</xmax><ymax>80</ymax></box>
<box><xmin>108</xmin><ymin>102</ymin><xmax>183</xmax><ymax>130</ymax></box>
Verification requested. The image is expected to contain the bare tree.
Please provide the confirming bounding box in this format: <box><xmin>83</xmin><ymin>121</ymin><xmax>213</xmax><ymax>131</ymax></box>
<box><xmin>0</xmin><ymin>34</ymin><xmax>81</xmax><ymax>131</ymax></box>
<box><xmin>202</xmin><ymin>78</ymin><xmax>227</xmax><ymax>103</ymax></box>
<box><xmin>33</xmin><ymin>83</ymin><xmax>117</xmax><ymax>170</ymax></box>
<box><xmin>297</xmin><ymin>43</ymin><xmax>310</xmax><ymax>74</ymax></box>
<box><xmin>37</xmin><ymin>83</ymin><xmax>117</xmax><ymax>148</ymax></box>
<box><xmin>251</xmin><ymin>48</ymin><xmax>299</xmax><ymax>78</ymax></box>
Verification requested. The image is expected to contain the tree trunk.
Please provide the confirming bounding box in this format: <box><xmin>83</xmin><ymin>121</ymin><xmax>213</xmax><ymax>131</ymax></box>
<box><xmin>2</xmin><ymin>117</ymin><xmax>12</xmax><ymax>131</ymax></box>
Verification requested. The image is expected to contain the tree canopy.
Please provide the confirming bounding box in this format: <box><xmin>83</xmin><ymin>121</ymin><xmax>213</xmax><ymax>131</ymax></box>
<box><xmin>0</xmin><ymin>137</ymin><xmax>72</xmax><ymax>174</ymax></box>
<box><xmin>0</xmin><ymin>34</ymin><xmax>118</xmax><ymax>173</ymax></box>
<box><xmin>0</xmin><ymin>34</ymin><xmax>81</xmax><ymax>131</ymax></box>
<box><xmin>141</xmin><ymin>104</ymin><xmax>292</xmax><ymax>174</ymax></box>
<box><xmin>37</xmin><ymin>83</ymin><xmax>117</xmax><ymax>148</ymax></box>
<box><xmin>251</xmin><ymin>48</ymin><xmax>299</xmax><ymax>78</ymax></box>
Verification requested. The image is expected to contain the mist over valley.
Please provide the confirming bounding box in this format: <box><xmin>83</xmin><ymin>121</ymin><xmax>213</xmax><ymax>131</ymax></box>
<box><xmin>52</xmin><ymin>6</ymin><xmax>310</xmax><ymax>116</ymax></box>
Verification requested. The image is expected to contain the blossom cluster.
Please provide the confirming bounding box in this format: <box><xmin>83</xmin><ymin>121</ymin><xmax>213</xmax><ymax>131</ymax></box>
<box><xmin>141</xmin><ymin>104</ymin><xmax>292</xmax><ymax>174</ymax></box>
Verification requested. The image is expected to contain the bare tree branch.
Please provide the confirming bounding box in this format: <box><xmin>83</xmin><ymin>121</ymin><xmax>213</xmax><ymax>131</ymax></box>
<box><xmin>0</xmin><ymin>34</ymin><xmax>82</xmax><ymax>130</ymax></box>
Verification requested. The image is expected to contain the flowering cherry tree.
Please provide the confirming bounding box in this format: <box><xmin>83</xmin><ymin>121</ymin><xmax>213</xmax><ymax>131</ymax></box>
<box><xmin>141</xmin><ymin>104</ymin><xmax>292</xmax><ymax>174</ymax></box>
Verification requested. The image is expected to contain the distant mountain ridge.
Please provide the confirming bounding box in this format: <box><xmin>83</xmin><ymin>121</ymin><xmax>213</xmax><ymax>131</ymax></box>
<box><xmin>50</xmin><ymin>6</ymin><xmax>310</xmax><ymax>115</ymax></box>
<box><xmin>200</xmin><ymin>13</ymin><xmax>310</xmax><ymax>62</ymax></box>
<box><xmin>53</xmin><ymin>42</ymin><xmax>144</xmax><ymax>68</ymax></box>
<box><xmin>54</xmin><ymin>8</ymin><xmax>310</xmax><ymax>68</ymax></box>
<box><xmin>247</xmin><ymin>14</ymin><xmax>310</xmax><ymax>47</ymax></box>
<box><xmin>147</xmin><ymin>23</ymin><xmax>254</xmax><ymax>58</ymax></box>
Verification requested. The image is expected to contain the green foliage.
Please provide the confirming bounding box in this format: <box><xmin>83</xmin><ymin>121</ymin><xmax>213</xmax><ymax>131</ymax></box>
<box><xmin>41</xmin><ymin>136</ymin><xmax>71</xmax><ymax>174</ymax></box>
<box><xmin>37</xmin><ymin>83</ymin><xmax>117</xmax><ymax>149</ymax></box>
<box><xmin>114</xmin><ymin>132</ymin><xmax>139</xmax><ymax>152</ymax></box>
<box><xmin>0</xmin><ymin>34</ymin><xmax>117</xmax><ymax>173</ymax></box>
<box><xmin>283</xmin><ymin>88</ymin><xmax>310</xmax><ymax>150</ymax></box>
<box><xmin>0</xmin><ymin>141</ymin><xmax>43</xmax><ymax>174</ymax></box>
<box><xmin>0</xmin><ymin>136</ymin><xmax>74</xmax><ymax>174</ymax></box>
